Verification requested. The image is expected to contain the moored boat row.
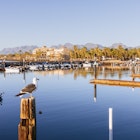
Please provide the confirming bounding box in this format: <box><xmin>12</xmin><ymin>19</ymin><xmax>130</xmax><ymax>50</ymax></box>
<box><xmin>0</xmin><ymin>61</ymin><xmax>100</xmax><ymax>73</ymax></box>
<box><xmin>28</xmin><ymin>61</ymin><xmax>100</xmax><ymax>71</ymax></box>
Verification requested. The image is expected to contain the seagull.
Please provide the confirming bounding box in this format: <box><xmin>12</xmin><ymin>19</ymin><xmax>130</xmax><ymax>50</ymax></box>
<box><xmin>15</xmin><ymin>77</ymin><xmax>39</xmax><ymax>97</ymax></box>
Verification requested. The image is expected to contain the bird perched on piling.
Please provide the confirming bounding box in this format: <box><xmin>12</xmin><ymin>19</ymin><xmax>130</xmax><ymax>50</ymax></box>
<box><xmin>15</xmin><ymin>77</ymin><xmax>39</xmax><ymax>97</ymax></box>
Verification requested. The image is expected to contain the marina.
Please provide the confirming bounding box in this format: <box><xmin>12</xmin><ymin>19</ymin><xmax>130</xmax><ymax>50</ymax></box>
<box><xmin>1</xmin><ymin>1</ymin><xmax>140</xmax><ymax>139</ymax></box>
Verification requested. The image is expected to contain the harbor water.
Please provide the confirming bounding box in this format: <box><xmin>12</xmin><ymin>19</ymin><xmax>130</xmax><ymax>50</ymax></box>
<box><xmin>0</xmin><ymin>67</ymin><xmax>140</xmax><ymax>140</ymax></box>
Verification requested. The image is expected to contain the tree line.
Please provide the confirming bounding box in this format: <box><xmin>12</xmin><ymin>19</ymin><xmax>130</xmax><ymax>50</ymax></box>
<box><xmin>69</xmin><ymin>45</ymin><xmax>140</xmax><ymax>61</ymax></box>
<box><xmin>0</xmin><ymin>45</ymin><xmax>140</xmax><ymax>61</ymax></box>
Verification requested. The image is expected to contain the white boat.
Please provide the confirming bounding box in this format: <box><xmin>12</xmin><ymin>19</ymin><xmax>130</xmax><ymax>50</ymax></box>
<box><xmin>82</xmin><ymin>61</ymin><xmax>92</xmax><ymax>67</ymax></box>
<box><xmin>29</xmin><ymin>65</ymin><xmax>39</xmax><ymax>71</ymax></box>
<box><xmin>60</xmin><ymin>62</ymin><xmax>71</xmax><ymax>69</ymax></box>
<box><xmin>93</xmin><ymin>61</ymin><xmax>99</xmax><ymax>66</ymax></box>
<box><xmin>5</xmin><ymin>67</ymin><xmax>20</xmax><ymax>73</ymax></box>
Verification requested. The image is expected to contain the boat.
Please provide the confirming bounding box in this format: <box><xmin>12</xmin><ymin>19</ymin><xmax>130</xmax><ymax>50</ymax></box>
<box><xmin>93</xmin><ymin>61</ymin><xmax>99</xmax><ymax>66</ymax></box>
<box><xmin>5</xmin><ymin>66</ymin><xmax>20</xmax><ymax>73</ymax></box>
<box><xmin>82</xmin><ymin>61</ymin><xmax>92</xmax><ymax>68</ymax></box>
<box><xmin>29</xmin><ymin>65</ymin><xmax>40</xmax><ymax>71</ymax></box>
<box><xmin>0</xmin><ymin>64</ymin><xmax>5</xmax><ymax>71</ymax></box>
<box><xmin>60</xmin><ymin>62</ymin><xmax>71</xmax><ymax>69</ymax></box>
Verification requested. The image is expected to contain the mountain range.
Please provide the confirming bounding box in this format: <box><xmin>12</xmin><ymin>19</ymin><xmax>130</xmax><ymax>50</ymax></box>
<box><xmin>0</xmin><ymin>45</ymin><xmax>38</xmax><ymax>55</ymax></box>
<box><xmin>0</xmin><ymin>43</ymin><xmax>138</xmax><ymax>54</ymax></box>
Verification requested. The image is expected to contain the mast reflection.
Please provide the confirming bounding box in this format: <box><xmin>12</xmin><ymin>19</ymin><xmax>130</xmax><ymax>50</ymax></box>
<box><xmin>94</xmin><ymin>84</ymin><xmax>97</xmax><ymax>102</ymax></box>
<box><xmin>0</xmin><ymin>92</ymin><xmax>4</xmax><ymax>106</ymax></box>
<box><xmin>18</xmin><ymin>97</ymin><xmax>36</xmax><ymax>140</ymax></box>
<box><xmin>23</xmin><ymin>71</ymin><xmax>26</xmax><ymax>83</ymax></box>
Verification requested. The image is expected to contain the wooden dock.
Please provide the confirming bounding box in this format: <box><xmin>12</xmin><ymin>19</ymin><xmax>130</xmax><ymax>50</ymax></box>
<box><xmin>90</xmin><ymin>79</ymin><xmax>140</xmax><ymax>87</ymax></box>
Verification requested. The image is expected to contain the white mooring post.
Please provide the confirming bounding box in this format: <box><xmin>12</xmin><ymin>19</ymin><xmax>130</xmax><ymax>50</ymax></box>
<box><xmin>109</xmin><ymin>108</ymin><xmax>113</xmax><ymax>140</ymax></box>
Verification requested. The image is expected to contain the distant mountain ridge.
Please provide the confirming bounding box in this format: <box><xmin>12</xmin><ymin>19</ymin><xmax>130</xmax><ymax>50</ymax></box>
<box><xmin>0</xmin><ymin>45</ymin><xmax>38</xmax><ymax>54</ymax></box>
<box><xmin>0</xmin><ymin>43</ymin><xmax>139</xmax><ymax>54</ymax></box>
<box><xmin>53</xmin><ymin>43</ymin><xmax>104</xmax><ymax>49</ymax></box>
<box><xmin>53</xmin><ymin>43</ymin><xmax>135</xmax><ymax>49</ymax></box>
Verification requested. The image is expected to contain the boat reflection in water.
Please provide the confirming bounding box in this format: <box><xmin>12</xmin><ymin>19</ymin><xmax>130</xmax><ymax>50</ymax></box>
<box><xmin>18</xmin><ymin>97</ymin><xmax>36</xmax><ymax>140</ymax></box>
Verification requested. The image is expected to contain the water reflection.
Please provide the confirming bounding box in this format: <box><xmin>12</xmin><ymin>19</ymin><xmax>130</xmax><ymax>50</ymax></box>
<box><xmin>94</xmin><ymin>84</ymin><xmax>97</xmax><ymax>102</ymax></box>
<box><xmin>109</xmin><ymin>108</ymin><xmax>113</xmax><ymax>140</ymax></box>
<box><xmin>32</xmin><ymin>67</ymin><xmax>132</xmax><ymax>80</ymax></box>
<box><xmin>18</xmin><ymin>97</ymin><xmax>36</xmax><ymax>140</ymax></box>
<box><xmin>23</xmin><ymin>71</ymin><xmax>26</xmax><ymax>83</ymax></box>
<box><xmin>0</xmin><ymin>92</ymin><xmax>4</xmax><ymax>106</ymax></box>
<box><xmin>1</xmin><ymin>66</ymin><xmax>137</xmax><ymax>81</ymax></box>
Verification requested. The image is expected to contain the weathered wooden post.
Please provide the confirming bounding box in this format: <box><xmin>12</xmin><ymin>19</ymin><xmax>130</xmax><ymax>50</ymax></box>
<box><xmin>94</xmin><ymin>54</ymin><xmax>97</xmax><ymax>79</ymax></box>
<box><xmin>94</xmin><ymin>64</ymin><xmax>97</xmax><ymax>79</ymax></box>
<box><xmin>109</xmin><ymin>108</ymin><xmax>113</xmax><ymax>140</ymax></box>
<box><xmin>18</xmin><ymin>97</ymin><xmax>36</xmax><ymax>140</ymax></box>
<box><xmin>23</xmin><ymin>58</ymin><xmax>25</xmax><ymax>71</ymax></box>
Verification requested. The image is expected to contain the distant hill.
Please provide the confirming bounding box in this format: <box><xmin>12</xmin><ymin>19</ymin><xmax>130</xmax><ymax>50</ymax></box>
<box><xmin>84</xmin><ymin>43</ymin><xmax>104</xmax><ymax>49</ymax></box>
<box><xmin>110</xmin><ymin>43</ymin><xmax>128</xmax><ymax>49</ymax></box>
<box><xmin>55</xmin><ymin>42</ymin><xmax>139</xmax><ymax>50</ymax></box>
<box><xmin>61</xmin><ymin>43</ymin><xmax>104</xmax><ymax>50</ymax></box>
<box><xmin>0</xmin><ymin>43</ymin><xmax>137</xmax><ymax>55</ymax></box>
<box><xmin>0</xmin><ymin>45</ymin><xmax>38</xmax><ymax>54</ymax></box>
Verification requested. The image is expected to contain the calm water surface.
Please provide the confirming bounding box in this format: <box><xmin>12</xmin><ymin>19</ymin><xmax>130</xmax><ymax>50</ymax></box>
<box><xmin>0</xmin><ymin>67</ymin><xmax>140</xmax><ymax>140</ymax></box>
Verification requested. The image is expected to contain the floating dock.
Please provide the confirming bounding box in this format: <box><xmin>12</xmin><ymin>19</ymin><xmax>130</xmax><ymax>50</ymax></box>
<box><xmin>104</xmin><ymin>66</ymin><xmax>129</xmax><ymax>70</ymax></box>
<box><xmin>131</xmin><ymin>74</ymin><xmax>140</xmax><ymax>78</ymax></box>
<box><xmin>90</xmin><ymin>79</ymin><xmax>140</xmax><ymax>87</ymax></box>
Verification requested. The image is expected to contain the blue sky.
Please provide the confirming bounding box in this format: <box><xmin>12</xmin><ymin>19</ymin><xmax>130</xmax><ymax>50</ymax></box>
<box><xmin>0</xmin><ymin>0</ymin><xmax>140</xmax><ymax>49</ymax></box>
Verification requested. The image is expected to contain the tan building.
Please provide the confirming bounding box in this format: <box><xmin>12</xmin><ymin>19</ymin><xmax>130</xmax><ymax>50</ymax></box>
<box><xmin>32</xmin><ymin>46</ymin><xmax>68</xmax><ymax>61</ymax></box>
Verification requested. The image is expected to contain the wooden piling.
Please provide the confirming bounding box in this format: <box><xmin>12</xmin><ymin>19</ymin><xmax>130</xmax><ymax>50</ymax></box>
<box><xmin>18</xmin><ymin>97</ymin><xmax>36</xmax><ymax>140</ymax></box>
<box><xmin>94</xmin><ymin>65</ymin><xmax>97</xmax><ymax>79</ymax></box>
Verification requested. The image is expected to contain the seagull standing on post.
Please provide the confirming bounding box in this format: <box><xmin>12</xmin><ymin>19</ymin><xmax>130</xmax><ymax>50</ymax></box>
<box><xmin>15</xmin><ymin>77</ymin><xmax>39</xmax><ymax>97</ymax></box>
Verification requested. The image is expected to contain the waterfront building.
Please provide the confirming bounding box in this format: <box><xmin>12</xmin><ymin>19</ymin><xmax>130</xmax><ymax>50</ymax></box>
<box><xmin>32</xmin><ymin>46</ymin><xmax>68</xmax><ymax>61</ymax></box>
